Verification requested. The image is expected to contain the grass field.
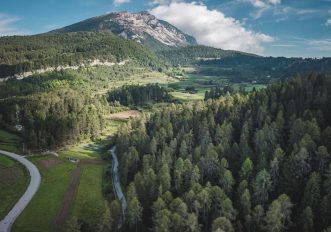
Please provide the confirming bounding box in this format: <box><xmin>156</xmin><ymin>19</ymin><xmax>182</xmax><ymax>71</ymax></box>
<box><xmin>87</xmin><ymin>68</ymin><xmax>178</xmax><ymax>96</ymax></box>
<box><xmin>0</xmin><ymin>155</ymin><xmax>29</xmax><ymax>220</ymax></box>
<box><xmin>70</xmin><ymin>165</ymin><xmax>106</xmax><ymax>231</ymax></box>
<box><xmin>0</xmin><ymin>130</ymin><xmax>22</xmax><ymax>153</ymax></box>
<box><xmin>13</xmin><ymin>156</ymin><xmax>75</xmax><ymax>232</ymax></box>
<box><xmin>167</xmin><ymin>71</ymin><xmax>267</xmax><ymax>101</ymax></box>
<box><xmin>170</xmin><ymin>91</ymin><xmax>205</xmax><ymax>101</ymax></box>
<box><xmin>59</xmin><ymin>146</ymin><xmax>100</xmax><ymax>160</ymax></box>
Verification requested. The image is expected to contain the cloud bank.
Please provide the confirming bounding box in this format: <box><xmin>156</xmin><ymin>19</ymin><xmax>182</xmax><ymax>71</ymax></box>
<box><xmin>150</xmin><ymin>2</ymin><xmax>274</xmax><ymax>54</ymax></box>
<box><xmin>0</xmin><ymin>13</ymin><xmax>22</xmax><ymax>36</ymax></box>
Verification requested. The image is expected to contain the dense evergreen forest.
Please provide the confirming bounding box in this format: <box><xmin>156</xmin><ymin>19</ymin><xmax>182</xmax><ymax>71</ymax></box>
<box><xmin>105</xmin><ymin>74</ymin><xmax>331</xmax><ymax>232</ymax></box>
<box><xmin>108</xmin><ymin>84</ymin><xmax>173</xmax><ymax>106</ymax></box>
<box><xmin>205</xmin><ymin>86</ymin><xmax>235</xmax><ymax>100</ymax></box>
<box><xmin>0</xmin><ymin>32</ymin><xmax>163</xmax><ymax>78</ymax></box>
<box><xmin>0</xmin><ymin>89</ymin><xmax>108</xmax><ymax>150</ymax></box>
<box><xmin>0</xmin><ymin>62</ymin><xmax>164</xmax><ymax>151</ymax></box>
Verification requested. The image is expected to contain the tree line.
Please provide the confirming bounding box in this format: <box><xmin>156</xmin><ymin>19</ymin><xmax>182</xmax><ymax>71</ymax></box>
<box><xmin>108</xmin><ymin>84</ymin><xmax>173</xmax><ymax>106</ymax></box>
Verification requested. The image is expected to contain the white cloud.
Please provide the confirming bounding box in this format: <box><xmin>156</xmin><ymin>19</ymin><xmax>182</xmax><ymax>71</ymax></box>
<box><xmin>249</xmin><ymin>0</ymin><xmax>281</xmax><ymax>8</ymax></box>
<box><xmin>149</xmin><ymin>0</ymin><xmax>182</xmax><ymax>6</ymax></box>
<box><xmin>326</xmin><ymin>18</ymin><xmax>331</xmax><ymax>26</ymax></box>
<box><xmin>0</xmin><ymin>13</ymin><xmax>23</xmax><ymax>36</ymax></box>
<box><xmin>150</xmin><ymin>2</ymin><xmax>274</xmax><ymax>54</ymax></box>
<box><xmin>114</xmin><ymin>0</ymin><xmax>130</xmax><ymax>5</ymax></box>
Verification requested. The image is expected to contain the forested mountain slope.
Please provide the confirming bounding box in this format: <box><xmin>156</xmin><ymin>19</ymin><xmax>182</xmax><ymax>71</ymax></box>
<box><xmin>0</xmin><ymin>31</ymin><xmax>163</xmax><ymax>78</ymax></box>
<box><xmin>108</xmin><ymin>74</ymin><xmax>331</xmax><ymax>232</ymax></box>
<box><xmin>158</xmin><ymin>45</ymin><xmax>331</xmax><ymax>80</ymax></box>
<box><xmin>156</xmin><ymin>45</ymin><xmax>258</xmax><ymax>65</ymax></box>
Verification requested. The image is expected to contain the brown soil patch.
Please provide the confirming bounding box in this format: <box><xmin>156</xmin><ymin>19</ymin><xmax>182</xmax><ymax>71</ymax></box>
<box><xmin>109</xmin><ymin>110</ymin><xmax>141</xmax><ymax>120</ymax></box>
<box><xmin>54</xmin><ymin>164</ymin><xmax>81</xmax><ymax>228</ymax></box>
<box><xmin>39</xmin><ymin>158</ymin><xmax>63</xmax><ymax>169</ymax></box>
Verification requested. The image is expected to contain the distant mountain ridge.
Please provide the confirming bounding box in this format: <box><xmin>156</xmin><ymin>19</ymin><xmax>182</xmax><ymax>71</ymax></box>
<box><xmin>51</xmin><ymin>11</ymin><xmax>197</xmax><ymax>50</ymax></box>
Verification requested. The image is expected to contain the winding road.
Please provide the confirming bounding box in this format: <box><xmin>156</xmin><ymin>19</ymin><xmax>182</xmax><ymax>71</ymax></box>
<box><xmin>110</xmin><ymin>147</ymin><xmax>127</xmax><ymax>214</ymax></box>
<box><xmin>0</xmin><ymin>150</ymin><xmax>41</xmax><ymax>232</ymax></box>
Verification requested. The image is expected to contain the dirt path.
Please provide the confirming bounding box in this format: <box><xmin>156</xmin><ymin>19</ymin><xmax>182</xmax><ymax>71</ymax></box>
<box><xmin>53</xmin><ymin>165</ymin><xmax>81</xmax><ymax>228</ymax></box>
<box><xmin>53</xmin><ymin>159</ymin><xmax>105</xmax><ymax>228</ymax></box>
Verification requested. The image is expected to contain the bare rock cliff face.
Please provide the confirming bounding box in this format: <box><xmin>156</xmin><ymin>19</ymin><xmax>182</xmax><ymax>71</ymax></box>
<box><xmin>51</xmin><ymin>11</ymin><xmax>197</xmax><ymax>49</ymax></box>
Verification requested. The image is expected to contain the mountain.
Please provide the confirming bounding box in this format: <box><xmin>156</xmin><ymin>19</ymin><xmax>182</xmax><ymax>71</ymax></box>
<box><xmin>51</xmin><ymin>11</ymin><xmax>197</xmax><ymax>50</ymax></box>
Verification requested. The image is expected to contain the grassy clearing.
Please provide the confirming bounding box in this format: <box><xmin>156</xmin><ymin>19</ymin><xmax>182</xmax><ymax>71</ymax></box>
<box><xmin>101</xmin><ymin>119</ymin><xmax>126</xmax><ymax>137</ymax></box>
<box><xmin>170</xmin><ymin>91</ymin><xmax>205</xmax><ymax>101</ymax></box>
<box><xmin>0</xmin><ymin>130</ymin><xmax>22</xmax><ymax>153</ymax></box>
<box><xmin>70</xmin><ymin>165</ymin><xmax>106</xmax><ymax>231</ymax></box>
<box><xmin>91</xmin><ymin>69</ymin><xmax>178</xmax><ymax>96</ymax></box>
<box><xmin>13</xmin><ymin>156</ymin><xmax>75</xmax><ymax>232</ymax></box>
<box><xmin>124</xmin><ymin>71</ymin><xmax>177</xmax><ymax>86</ymax></box>
<box><xmin>167</xmin><ymin>70</ymin><xmax>267</xmax><ymax>101</ymax></box>
<box><xmin>59</xmin><ymin>146</ymin><xmax>100</xmax><ymax>160</ymax></box>
<box><xmin>0</xmin><ymin>155</ymin><xmax>29</xmax><ymax>220</ymax></box>
<box><xmin>232</xmin><ymin>83</ymin><xmax>267</xmax><ymax>92</ymax></box>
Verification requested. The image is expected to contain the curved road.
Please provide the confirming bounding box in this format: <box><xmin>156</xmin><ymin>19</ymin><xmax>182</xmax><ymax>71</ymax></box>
<box><xmin>0</xmin><ymin>150</ymin><xmax>41</xmax><ymax>232</ymax></box>
<box><xmin>110</xmin><ymin>147</ymin><xmax>127</xmax><ymax>214</ymax></box>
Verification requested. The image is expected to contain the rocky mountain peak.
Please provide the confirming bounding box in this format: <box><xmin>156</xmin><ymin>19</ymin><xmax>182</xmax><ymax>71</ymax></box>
<box><xmin>51</xmin><ymin>11</ymin><xmax>197</xmax><ymax>49</ymax></box>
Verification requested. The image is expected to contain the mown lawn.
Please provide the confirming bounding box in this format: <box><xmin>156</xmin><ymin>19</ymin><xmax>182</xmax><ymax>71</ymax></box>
<box><xmin>70</xmin><ymin>164</ymin><xmax>106</xmax><ymax>231</ymax></box>
<box><xmin>13</xmin><ymin>156</ymin><xmax>75</xmax><ymax>232</ymax></box>
<box><xmin>0</xmin><ymin>155</ymin><xmax>29</xmax><ymax>220</ymax></box>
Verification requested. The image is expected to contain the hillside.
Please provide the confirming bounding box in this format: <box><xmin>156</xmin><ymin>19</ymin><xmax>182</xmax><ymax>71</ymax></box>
<box><xmin>109</xmin><ymin>74</ymin><xmax>331</xmax><ymax>232</ymax></box>
<box><xmin>156</xmin><ymin>45</ymin><xmax>259</xmax><ymax>65</ymax></box>
<box><xmin>51</xmin><ymin>11</ymin><xmax>197</xmax><ymax>50</ymax></box>
<box><xmin>158</xmin><ymin>45</ymin><xmax>331</xmax><ymax>81</ymax></box>
<box><xmin>0</xmin><ymin>31</ymin><xmax>164</xmax><ymax>78</ymax></box>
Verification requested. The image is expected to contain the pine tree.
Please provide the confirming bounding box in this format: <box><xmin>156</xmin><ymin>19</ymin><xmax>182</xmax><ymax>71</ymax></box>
<box><xmin>127</xmin><ymin>197</ymin><xmax>143</xmax><ymax>232</ymax></box>
<box><xmin>212</xmin><ymin>217</ymin><xmax>234</xmax><ymax>232</ymax></box>
<box><xmin>252</xmin><ymin>169</ymin><xmax>272</xmax><ymax>204</ymax></box>
<box><xmin>300</xmin><ymin>207</ymin><xmax>314</xmax><ymax>232</ymax></box>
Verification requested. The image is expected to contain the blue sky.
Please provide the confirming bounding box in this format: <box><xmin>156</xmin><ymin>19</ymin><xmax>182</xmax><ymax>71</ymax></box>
<box><xmin>0</xmin><ymin>0</ymin><xmax>330</xmax><ymax>57</ymax></box>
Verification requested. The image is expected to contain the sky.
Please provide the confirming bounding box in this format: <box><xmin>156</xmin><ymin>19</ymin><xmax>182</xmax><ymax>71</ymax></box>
<box><xmin>0</xmin><ymin>0</ymin><xmax>330</xmax><ymax>57</ymax></box>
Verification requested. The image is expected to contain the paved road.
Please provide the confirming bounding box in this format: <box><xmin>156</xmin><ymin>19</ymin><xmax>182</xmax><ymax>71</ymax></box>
<box><xmin>0</xmin><ymin>150</ymin><xmax>41</xmax><ymax>232</ymax></box>
<box><xmin>110</xmin><ymin>147</ymin><xmax>127</xmax><ymax>214</ymax></box>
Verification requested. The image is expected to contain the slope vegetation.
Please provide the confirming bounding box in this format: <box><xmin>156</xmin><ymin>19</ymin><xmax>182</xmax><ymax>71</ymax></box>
<box><xmin>0</xmin><ymin>31</ymin><xmax>163</xmax><ymax>78</ymax></box>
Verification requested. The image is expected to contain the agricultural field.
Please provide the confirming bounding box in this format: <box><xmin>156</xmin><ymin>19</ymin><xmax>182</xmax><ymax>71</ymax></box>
<box><xmin>0</xmin><ymin>155</ymin><xmax>29</xmax><ymax>220</ymax></box>
<box><xmin>70</xmin><ymin>164</ymin><xmax>106</xmax><ymax>231</ymax></box>
<box><xmin>13</xmin><ymin>156</ymin><xmax>76</xmax><ymax>232</ymax></box>
<box><xmin>167</xmin><ymin>71</ymin><xmax>267</xmax><ymax>101</ymax></box>
<box><xmin>74</xmin><ymin>66</ymin><xmax>178</xmax><ymax>96</ymax></box>
<box><xmin>12</xmin><ymin>145</ymin><xmax>108</xmax><ymax>232</ymax></box>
